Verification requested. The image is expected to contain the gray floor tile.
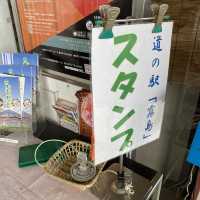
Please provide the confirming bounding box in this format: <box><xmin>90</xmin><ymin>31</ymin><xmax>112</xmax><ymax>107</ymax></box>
<box><xmin>28</xmin><ymin>173</ymin><xmax>97</xmax><ymax>200</ymax></box>
<box><xmin>4</xmin><ymin>166</ymin><xmax>44</xmax><ymax>188</ymax></box>
<box><xmin>0</xmin><ymin>170</ymin><xmax>26</xmax><ymax>193</ymax></box>
<box><xmin>0</xmin><ymin>171</ymin><xmax>27</xmax><ymax>200</ymax></box>
<box><xmin>0</xmin><ymin>137</ymin><xmax>99</xmax><ymax>200</ymax></box>
<box><xmin>21</xmin><ymin>189</ymin><xmax>44</xmax><ymax>200</ymax></box>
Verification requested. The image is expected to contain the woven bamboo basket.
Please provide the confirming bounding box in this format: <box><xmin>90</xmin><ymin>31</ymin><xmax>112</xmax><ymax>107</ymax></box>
<box><xmin>35</xmin><ymin>140</ymin><xmax>105</xmax><ymax>191</ymax></box>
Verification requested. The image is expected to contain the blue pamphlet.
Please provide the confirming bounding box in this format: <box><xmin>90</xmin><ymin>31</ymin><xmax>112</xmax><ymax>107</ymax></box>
<box><xmin>0</xmin><ymin>53</ymin><xmax>38</xmax><ymax>94</ymax></box>
<box><xmin>0</xmin><ymin>53</ymin><xmax>38</xmax><ymax>134</ymax></box>
<box><xmin>0</xmin><ymin>53</ymin><xmax>38</xmax><ymax>66</ymax></box>
<box><xmin>0</xmin><ymin>76</ymin><xmax>21</xmax><ymax>128</ymax></box>
<box><xmin>187</xmin><ymin>122</ymin><xmax>200</xmax><ymax>167</ymax></box>
<box><xmin>0</xmin><ymin>65</ymin><xmax>35</xmax><ymax>90</ymax></box>
<box><xmin>0</xmin><ymin>69</ymin><xmax>33</xmax><ymax>131</ymax></box>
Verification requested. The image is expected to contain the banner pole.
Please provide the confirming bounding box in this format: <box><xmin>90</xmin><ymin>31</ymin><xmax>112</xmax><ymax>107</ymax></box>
<box><xmin>119</xmin><ymin>155</ymin><xmax>124</xmax><ymax>174</ymax></box>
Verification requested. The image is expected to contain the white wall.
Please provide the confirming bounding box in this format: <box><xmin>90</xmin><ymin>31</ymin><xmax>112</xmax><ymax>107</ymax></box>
<box><xmin>0</xmin><ymin>0</ymin><xmax>17</xmax><ymax>52</ymax></box>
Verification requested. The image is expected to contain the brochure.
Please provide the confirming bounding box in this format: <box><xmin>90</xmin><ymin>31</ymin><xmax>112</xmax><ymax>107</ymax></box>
<box><xmin>0</xmin><ymin>76</ymin><xmax>21</xmax><ymax>130</ymax></box>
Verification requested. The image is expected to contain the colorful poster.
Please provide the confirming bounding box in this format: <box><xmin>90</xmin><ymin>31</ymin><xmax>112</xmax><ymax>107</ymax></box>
<box><xmin>16</xmin><ymin>0</ymin><xmax>111</xmax><ymax>51</ymax></box>
<box><xmin>91</xmin><ymin>22</ymin><xmax>173</xmax><ymax>164</ymax></box>
<box><xmin>16</xmin><ymin>0</ymin><xmax>133</xmax><ymax>79</ymax></box>
<box><xmin>0</xmin><ymin>53</ymin><xmax>39</xmax><ymax>133</ymax></box>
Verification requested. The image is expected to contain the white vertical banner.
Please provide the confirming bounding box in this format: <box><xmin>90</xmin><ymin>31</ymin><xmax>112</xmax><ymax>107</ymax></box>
<box><xmin>91</xmin><ymin>22</ymin><xmax>173</xmax><ymax>165</ymax></box>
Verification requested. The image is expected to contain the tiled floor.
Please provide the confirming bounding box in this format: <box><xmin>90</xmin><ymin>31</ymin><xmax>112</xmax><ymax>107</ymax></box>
<box><xmin>0</xmin><ymin>134</ymin><xmax>98</xmax><ymax>200</ymax></box>
<box><xmin>0</xmin><ymin>133</ymin><xmax>177</xmax><ymax>199</ymax></box>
